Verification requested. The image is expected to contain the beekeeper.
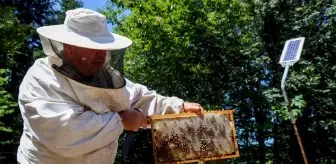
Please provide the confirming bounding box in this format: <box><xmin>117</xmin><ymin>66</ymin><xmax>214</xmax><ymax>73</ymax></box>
<box><xmin>16</xmin><ymin>8</ymin><xmax>204</xmax><ymax>164</ymax></box>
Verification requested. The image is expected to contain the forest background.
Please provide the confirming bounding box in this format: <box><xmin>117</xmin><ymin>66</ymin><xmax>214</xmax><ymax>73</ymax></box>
<box><xmin>0</xmin><ymin>0</ymin><xmax>335</xmax><ymax>163</ymax></box>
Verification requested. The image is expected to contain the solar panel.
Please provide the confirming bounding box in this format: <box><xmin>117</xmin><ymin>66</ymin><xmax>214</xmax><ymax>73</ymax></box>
<box><xmin>279</xmin><ymin>37</ymin><xmax>305</xmax><ymax>67</ymax></box>
<box><xmin>284</xmin><ymin>40</ymin><xmax>300</xmax><ymax>61</ymax></box>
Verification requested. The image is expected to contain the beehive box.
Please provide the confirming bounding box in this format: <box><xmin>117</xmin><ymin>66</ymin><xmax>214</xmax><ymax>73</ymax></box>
<box><xmin>149</xmin><ymin>110</ymin><xmax>239</xmax><ymax>164</ymax></box>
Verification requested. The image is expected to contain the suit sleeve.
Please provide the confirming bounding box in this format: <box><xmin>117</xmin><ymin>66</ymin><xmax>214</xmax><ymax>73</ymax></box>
<box><xmin>125</xmin><ymin>78</ymin><xmax>184</xmax><ymax>116</ymax></box>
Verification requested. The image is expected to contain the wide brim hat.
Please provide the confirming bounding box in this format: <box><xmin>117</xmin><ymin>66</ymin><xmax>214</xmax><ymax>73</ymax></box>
<box><xmin>36</xmin><ymin>8</ymin><xmax>132</xmax><ymax>50</ymax></box>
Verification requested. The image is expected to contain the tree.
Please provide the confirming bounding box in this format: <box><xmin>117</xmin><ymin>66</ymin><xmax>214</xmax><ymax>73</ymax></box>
<box><xmin>0</xmin><ymin>0</ymin><xmax>83</xmax><ymax>163</ymax></box>
<box><xmin>102</xmin><ymin>0</ymin><xmax>270</xmax><ymax>163</ymax></box>
<box><xmin>102</xmin><ymin>0</ymin><xmax>336</xmax><ymax>163</ymax></box>
<box><xmin>0</xmin><ymin>6</ymin><xmax>32</xmax><ymax>161</ymax></box>
<box><xmin>255</xmin><ymin>0</ymin><xmax>336</xmax><ymax>163</ymax></box>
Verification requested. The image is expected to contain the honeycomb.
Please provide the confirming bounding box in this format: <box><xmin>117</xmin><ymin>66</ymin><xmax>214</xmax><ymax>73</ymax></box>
<box><xmin>149</xmin><ymin>110</ymin><xmax>239</xmax><ymax>164</ymax></box>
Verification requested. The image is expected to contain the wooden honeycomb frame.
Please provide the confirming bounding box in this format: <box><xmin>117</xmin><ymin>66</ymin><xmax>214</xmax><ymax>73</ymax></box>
<box><xmin>148</xmin><ymin>110</ymin><xmax>239</xmax><ymax>164</ymax></box>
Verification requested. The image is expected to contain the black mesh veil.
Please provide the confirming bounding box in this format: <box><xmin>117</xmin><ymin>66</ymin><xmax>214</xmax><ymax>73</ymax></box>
<box><xmin>46</xmin><ymin>38</ymin><xmax>128</xmax><ymax>89</ymax></box>
<box><xmin>106</xmin><ymin>48</ymin><xmax>126</xmax><ymax>75</ymax></box>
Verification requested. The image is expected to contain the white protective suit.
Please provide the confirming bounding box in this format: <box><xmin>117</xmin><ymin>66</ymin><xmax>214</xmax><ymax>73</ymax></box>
<box><xmin>17</xmin><ymin>54</ymin><xmax>184</xmax><ymax>163</ymax></box>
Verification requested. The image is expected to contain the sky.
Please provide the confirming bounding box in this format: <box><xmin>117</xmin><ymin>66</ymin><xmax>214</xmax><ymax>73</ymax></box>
<box><xmin>82</xmin><ymin>0</ymin><xmax>107</xmax><ymax>11</ymax></box>
<box><xmin>82</xmin><ymin>0</ymin><xmax>113</xmax><ymax>31</ymax></box>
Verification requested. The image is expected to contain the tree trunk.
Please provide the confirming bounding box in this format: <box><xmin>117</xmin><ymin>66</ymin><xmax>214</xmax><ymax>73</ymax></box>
<box><xmin>273</xmin><ymin>117</ymin><xmax>280</xmax><ymax>163</ymax></box>
<box><xmin>254</xmin><ymin>107</ymin><xmax>266</xmax><ymax>164</ymax></box>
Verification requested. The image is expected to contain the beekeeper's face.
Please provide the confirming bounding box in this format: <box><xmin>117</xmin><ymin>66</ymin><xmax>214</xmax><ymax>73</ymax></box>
<box><xmin>63</xmin><ymin>44</ymin><xmax>106</xmax><ymax>78</ymax></box>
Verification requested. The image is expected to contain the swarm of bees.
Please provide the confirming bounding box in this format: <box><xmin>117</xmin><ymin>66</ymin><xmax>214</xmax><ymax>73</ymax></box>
<box><xmin>150</xmin><ymin>110</ymin><xmax>239</xmax><ymax>164</ymax></box>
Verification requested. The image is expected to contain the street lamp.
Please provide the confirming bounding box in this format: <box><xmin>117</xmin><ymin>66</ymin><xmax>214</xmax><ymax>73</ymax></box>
<box><xmin>279</xmin><ymin>37</ymin><xmax>308</xmax><ymax>164</ymax></box>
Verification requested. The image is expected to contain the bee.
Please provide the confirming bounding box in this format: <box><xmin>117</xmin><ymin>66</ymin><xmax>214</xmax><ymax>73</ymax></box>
<box><xmin>219</xmin><ymin>126</ymin><xmax>226</xmax><ymax>137</ymax></box>
<box><xmin>179</xmin><ymin>127</ymin><xmax>186</xmax><ymax>134</ymax></box>
<box><xmin>186</xmin><ymin>124</ymin><xmax>195</xmax><ymax>136</ymax></box>
<box><xmin>205</xmin><ymin>129</ymin><xmax>215</xmax><ymax>138</ymax></box>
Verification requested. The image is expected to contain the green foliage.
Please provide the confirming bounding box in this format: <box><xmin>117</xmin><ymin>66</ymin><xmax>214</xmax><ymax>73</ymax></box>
<box><xmin>264</xmin><ymin>89</ymin><xmax>306</xmax><ymax>121</ymax></box>
<box><xmin>0</xmin><ymin>0</ymin><xmax>83</xmax><ymax>163</ymax></box>
<box><xmin>0</xmin><ymin>69</ymin><xmax>17</xmax><ymax>133</ymax></box>
<box><xmin>0</xmin><ymin>7</ymin><xmax>32</xmax><ymax>68</ymax></box>
<box><xmin>102</xmin><ymin>0</ymin><xmax>336</xmax><ymax>163</ymax></box>
<box><xmin>0</xmin><ymin>0</ymin><xmax>335</xmax><ymax>163</ymax></box>
<box><xmin>0</xmin><ymin>5</ymin><xmax>30</xmax><ymax>150</ymax></box>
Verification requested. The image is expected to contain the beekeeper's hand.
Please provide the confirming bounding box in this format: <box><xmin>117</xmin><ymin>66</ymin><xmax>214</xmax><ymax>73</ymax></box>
<box><xmin>182</xmin><ymin>102</ymin><xmax>205</xmax><ymax>115</ymax></box>
<box><xmin>118</xmin><ymin>110</ymin><xmax>144</xmax><ymax>131</ymax></box>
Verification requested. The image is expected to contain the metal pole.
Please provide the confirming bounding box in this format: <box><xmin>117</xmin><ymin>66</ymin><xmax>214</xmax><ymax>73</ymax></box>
<box><xmin>281</xmin><ymin>64</ymin><xmax>309</xmax><ymax>164</ymax></box>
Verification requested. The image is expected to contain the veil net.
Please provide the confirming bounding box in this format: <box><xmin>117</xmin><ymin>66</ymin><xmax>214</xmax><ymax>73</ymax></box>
<box><xmin>44</xmin><ymin>37</ymin><xmax>127</xmax><ymax>89</ymax></box>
